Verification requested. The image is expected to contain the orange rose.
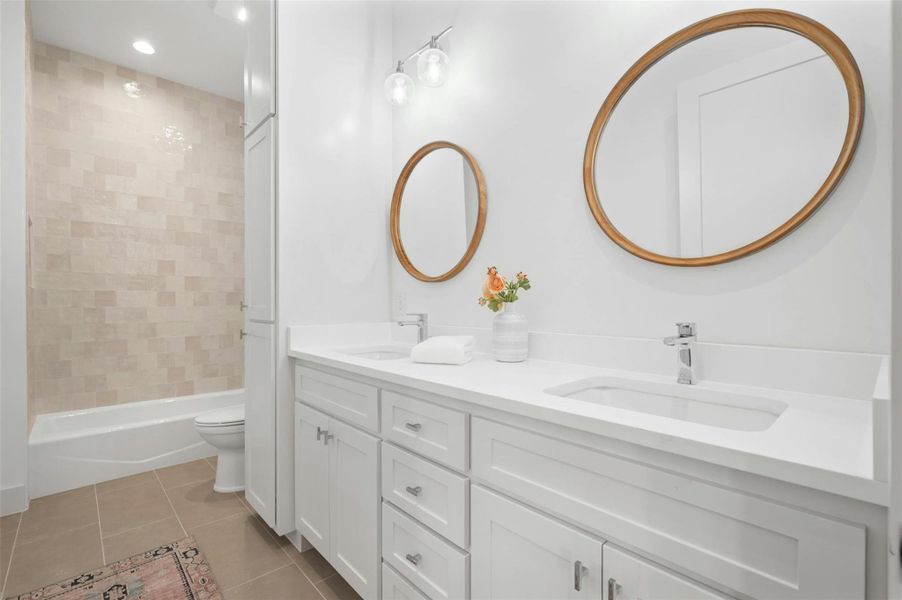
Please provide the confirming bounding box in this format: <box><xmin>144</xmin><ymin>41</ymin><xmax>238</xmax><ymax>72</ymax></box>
<box><xmin>482</xmin><ymin>267</ymin><xmax>506</xmax><ymax>298</ymax></box>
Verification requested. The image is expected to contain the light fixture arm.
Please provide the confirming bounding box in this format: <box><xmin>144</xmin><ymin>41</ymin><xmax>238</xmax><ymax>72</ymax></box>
<box><xmin>393</xmin><ymin>26</ymin><xmax>452</xmax><ymax>71</ymax></box>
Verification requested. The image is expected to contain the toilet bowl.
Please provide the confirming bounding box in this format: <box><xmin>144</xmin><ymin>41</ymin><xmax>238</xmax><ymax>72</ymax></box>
<box><xmin>194</xmin><ymin>405</ymin><xmax>245</xmax><ymax>493</ymax></box>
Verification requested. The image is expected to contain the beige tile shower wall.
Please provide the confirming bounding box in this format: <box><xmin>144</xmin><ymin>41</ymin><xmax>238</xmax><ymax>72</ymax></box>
<box><xmin>27</xmin><ymin>42</ymin><xmax>244</xmax><ymax>422</ymax></box>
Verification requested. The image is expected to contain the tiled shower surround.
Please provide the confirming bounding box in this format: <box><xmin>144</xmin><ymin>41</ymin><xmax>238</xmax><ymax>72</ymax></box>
<box><xmin>27</xmin><ymin>42</ymin><xmax>244</xmax><ymax>422</ymax></box>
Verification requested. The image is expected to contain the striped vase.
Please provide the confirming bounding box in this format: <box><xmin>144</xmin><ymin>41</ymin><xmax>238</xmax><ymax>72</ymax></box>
<box><xmin>492</xmin><ymin>302</ymin><xmax>528</xmax><ymax>362</ymax></box>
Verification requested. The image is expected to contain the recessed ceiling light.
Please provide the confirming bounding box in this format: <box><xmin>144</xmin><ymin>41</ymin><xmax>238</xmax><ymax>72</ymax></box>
<box><xmin>132</xmin><ymin>40</ymin><xmax>155</xmax><ymax>55</ymax></box>
<box><xmin>236</xmin><ymin>7</ymin><xmax>248</xmax><ymax>22</ymax></box>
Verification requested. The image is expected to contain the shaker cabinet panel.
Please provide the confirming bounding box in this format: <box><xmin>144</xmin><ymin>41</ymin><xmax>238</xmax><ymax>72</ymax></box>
<box><xmin>294</xmin><ymin>402</ymin><xmax>380</xmax><ymax>600</ymax></box>
<box><xmin>329</xmin><ymin>418</ymin><xmax>380</xmax><ymax>600</ymax></box>
<box><xmin>243</xmin><ymin>119</ymin><xmax>275</xmax><ymax>323</ymax></box>
<box><xmin>294</xmin><ymin>403</ymin><xmax>331</xmax><ymax>556</ymax></box>
<box><xmin>382</xmin><ymin>443</ymin><xmax>469</xmax><ymax>548</ymax></box>
<box><xmin>295</xmin><ymin>366</ymin><xmax>379</xmax><ymax>432</ymax></box>
<box><xmin>382</xmin><ymin>502</ymin><xmax>469</xmax><ymax>600</ymax></box>
<box><xmin>243</xmin><ymin>0</ymin><xmax>275</xmax><ymax>133</ymax></box>
<box><xmin>471</xmin><ymin>485</ymin><xmax>603</xmax><ymax>600</ymax></box>
<box><xmin>382</xmin><ymin>391</ymin><xmax>468</xmax><ymax>472</ymax></box>
<box><xmin>471</xmin><ymin>417</ymin><xmax>866</xmax><ymax>600</ymax></box>
<box><xmin>244</xmin><ymin>321</ymin><xmax>276</xmax><ymax>525</ymax></box>
<box><xmin>603</xmin><ymin>544</ymin><xmax>732</xmax><ymax>600</ymax></box>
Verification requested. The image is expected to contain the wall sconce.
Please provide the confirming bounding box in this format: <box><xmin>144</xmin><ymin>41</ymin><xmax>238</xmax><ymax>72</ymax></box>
<box><xmin>384</xmin><ymin>26</ymin><xmax>452</xmax><ymax>107</ymax></box>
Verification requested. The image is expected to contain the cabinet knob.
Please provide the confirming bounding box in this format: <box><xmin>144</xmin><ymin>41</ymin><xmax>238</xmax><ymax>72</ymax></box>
<box><xmin>240</xmin><ymin>329</ymin><xmax>248</xmax><ymax>339</ymax></box>
<box><xmin>405</xmin><ymin>485</ymin><xmax>422</xmax><ymax>497</ymax></box>
<box><xmin>404</xmin><ymin>422</ymin><xmax>422</xmax><ymax>432</ymax></box>
<box><xmin>607</xmin><ymin>577</ymin><xmax>621</xmax><ymax>599</ymax></box>
<box><xmin>405</xmin><ymin>553</ymin><xmax>421</xmax><ymax>566</ymax></box>
<box><xmin>240</xmin><ymin>301</ymin><xmax>248</xmax><ymax>311</ymax></box>
<box><xmin>316</xmin><ymin>426</ymin><xmax>325</xmax><ymax>441</ymax></box>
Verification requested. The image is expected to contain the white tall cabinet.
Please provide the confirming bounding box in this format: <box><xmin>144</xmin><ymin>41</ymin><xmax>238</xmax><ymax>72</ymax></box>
<box><xmin>243</xmin><ymin>0</ymin><xmax>287</xmax><ymax>532</ymax></box>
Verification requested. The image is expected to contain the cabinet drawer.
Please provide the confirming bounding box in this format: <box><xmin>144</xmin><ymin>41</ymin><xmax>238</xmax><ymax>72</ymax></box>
<box><xmin>603</xmin><ymin>544</ymin><xmax>731</xmax><ymax>600</ymax></box>
<box><xmin>382</xmin><ymin>391</ymin><xmax>468</xmax><ymax>472</ymax></box>
<box><xmin>382</xmin><ymin>443</ymin><xmax>469</xmax><ymax>548</ymax></box>
<box><xmin>471</xmin><ymin>418</ymin><xmax>866</xmax><ymax>600</ymax></box>
<box><xmin>295</xmin><ymin>366</ymin><xmax>379</xmax><ymax>432</ymax></box>
<box><xmin>382</xmin><ymin>563</ymin><xmax>430</xmax><ymax>600</ymax></box>
<box><xmin>382</xmin><ymin>502</ymin><xmax>469</xmax><ymax>600</ymax></box>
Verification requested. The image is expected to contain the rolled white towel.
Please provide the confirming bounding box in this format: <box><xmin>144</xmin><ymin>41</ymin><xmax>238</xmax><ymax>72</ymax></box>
<box><xmin>410</xmin><ymin>336</ymin><xmax>475</xmax><ymax>365</ymax></box>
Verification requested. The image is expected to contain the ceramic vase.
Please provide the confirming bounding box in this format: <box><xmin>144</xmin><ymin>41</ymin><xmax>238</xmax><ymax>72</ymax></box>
<box><xmin>492</xmin><ymin>302</ymin><xmax>528</xmax><ymax>362</ymax></box>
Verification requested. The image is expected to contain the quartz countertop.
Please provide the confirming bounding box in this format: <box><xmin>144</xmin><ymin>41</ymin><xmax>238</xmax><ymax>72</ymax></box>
<box><xmin>289</xmin><ymin>331</ymin><xmax>886</xmax><ymax>506</ymax></box>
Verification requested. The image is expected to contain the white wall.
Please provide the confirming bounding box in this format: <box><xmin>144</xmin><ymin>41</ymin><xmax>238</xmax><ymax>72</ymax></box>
<box><xmin>390</xmin><ymin>1</ymin><xmax>893</xmax><ymax>354</ymax></box>
<box><xmin>0</xmin><ymin>0</ymin><xmax>30</xmax><ymax>515</ymax></box>
<box><xmin>275</xmin><ymin>0</ymin><xmax>392</xmax><ymax>538</ymax></box>
<box><xmin>279</xmin><ymin>1</ymin><xmax>393</xmax><ymax>329</ymax></box>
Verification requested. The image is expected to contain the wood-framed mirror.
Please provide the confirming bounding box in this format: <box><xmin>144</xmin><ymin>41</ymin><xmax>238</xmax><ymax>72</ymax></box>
<box><xmin>583</xmin><ymin>9</ymin><xmax>864</xmax><ymax>267</ymax></box>
<box><xmin>391</xmin><ymin>141</ymin><xmax>487</xmax><ymax>282</ymax></box>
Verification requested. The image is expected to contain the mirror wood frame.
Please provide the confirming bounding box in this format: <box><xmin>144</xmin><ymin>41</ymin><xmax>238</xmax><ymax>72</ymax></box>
<box><xmin>583</xmin><ymin>9</ymin><xmax>864</xmax><ymax>267</ymax></box>
<box><xmin>391</xmin><ymin>141</ymin><xmax>488</xmax><ymax>282</ymax></box>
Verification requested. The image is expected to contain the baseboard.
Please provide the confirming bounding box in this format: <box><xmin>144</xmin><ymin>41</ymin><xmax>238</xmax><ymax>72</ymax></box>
<box><xmin>0</xmin><ymin>483</ymin><xmax>28</xmax><ymax>516</ymax></box>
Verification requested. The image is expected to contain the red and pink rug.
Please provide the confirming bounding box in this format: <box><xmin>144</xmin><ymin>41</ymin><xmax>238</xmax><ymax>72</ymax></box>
<box><xmin>10</xmin><ymin>537</ymin><xmax>221</xmax><ymax>600</ymax></box>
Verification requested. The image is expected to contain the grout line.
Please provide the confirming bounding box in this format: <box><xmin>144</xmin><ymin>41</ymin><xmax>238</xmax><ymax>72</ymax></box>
<box><xmin>189</xmin><ymin>505</ymin><xmax>251</xmax><ymax>532</ymax></box>
<box><xmin>222</xmin><ymin>563</ymin><xmax>295</xmax><ymax>593</ymax></box>
<box><xmin>99</xmin><ymin>515</ymin><xmax>176</xmax><ymax>541</ymax></box>
<box><xmin>234</xmin><ymin>497</ymin><xmax>329</xmax><ymax>599</ymax></box>
<box><xmin>0</xmin><ymin>513</ymin><xmax>23</xmax><ymax>600</ymax></box>
<box><xmin>93</xmin><ymin>484</ymin><xmax>106</xmax><ymax>565</ymax></box>
<box><xmin>153</xmin><ymin>470</ymin><xmax>188</xmax><ymax>538</ymax></box>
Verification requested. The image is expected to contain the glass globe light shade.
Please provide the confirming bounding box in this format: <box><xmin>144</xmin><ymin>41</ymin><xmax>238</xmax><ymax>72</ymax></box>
<box><xmin>417</xmin><ymin>46</ymin><xmax>450</xmax><ymax>87</ymax></box>
<box><xmin>384</xmin><ymin>69</ymin><xmax>415</xmax><ymax>107</ymax></box>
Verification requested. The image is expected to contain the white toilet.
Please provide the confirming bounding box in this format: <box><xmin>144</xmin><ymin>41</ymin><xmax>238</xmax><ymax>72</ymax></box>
<box><xmin>194</xmin><ymin>405</ymin><xmax>245</xmax><ymax>493</ymax></box>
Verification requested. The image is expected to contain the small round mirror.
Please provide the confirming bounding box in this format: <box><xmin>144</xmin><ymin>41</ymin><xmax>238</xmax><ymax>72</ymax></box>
<box><xmin>584</xmin><ymin>10</ymin><xmax>864</xmax><ymax>266</ymax></box>
<box><xmin>391</xmin><ymin>142</ymin><xmax>487</xmax><ymax>282</ymax></box>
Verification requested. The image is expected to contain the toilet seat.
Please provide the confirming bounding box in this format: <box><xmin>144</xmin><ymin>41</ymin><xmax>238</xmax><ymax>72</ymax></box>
<box><xmin>195</xmin><ymin>405</ymin><xmax>245</xmax><ymax>427</ymax></box>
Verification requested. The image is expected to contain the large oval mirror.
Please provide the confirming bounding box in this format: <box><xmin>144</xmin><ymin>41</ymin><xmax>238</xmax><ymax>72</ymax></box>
<box><xmin>584</xmin><ymin>10</ymin><xmax>864</xmax><ymax>266</ymax></box>
<box><xmin>391</xmin><ymin>141</ymin><xmax>487</xmax><ymax>281</ymax></box>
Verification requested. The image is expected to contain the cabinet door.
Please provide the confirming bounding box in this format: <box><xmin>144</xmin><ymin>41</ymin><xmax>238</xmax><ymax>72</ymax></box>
<box><xmin>471</xmin><ymin>485</ymin><xmax>603</xmax><ymax>600</ymax></box>
<box><xmin>603</xmin><ymin>545</ymin><xmax>731</xmax><ymax>600</ymax></box>
<box><xmin>243</xmin><ymin>0</ymin><xmax>275</xmax><ymax>133</ymax></box>
<box><xmin>244</xmin><ymin>321</ymin><xmax>276</xmax><ymax>525</ymax></box>
<box><xmin>295</xmin><ymin>403</ymin><xmax>331</xmax><ymax>557</ymax></box>
<box><xmin>329</xmin><ymin>418</ymin><xmax>380</xmax><ymax>600</ymax></box>
<box><xmin>243</xmin><ymin>119</ymin><xmax>275</xmax><ymax>323</ymax></box>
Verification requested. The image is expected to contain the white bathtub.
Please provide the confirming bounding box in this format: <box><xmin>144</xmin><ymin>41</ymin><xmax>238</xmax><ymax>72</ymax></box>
<box><xmin>29</xmin><ymin>390</ymin><xmax>244</xmax><ymax>499</ymax></box>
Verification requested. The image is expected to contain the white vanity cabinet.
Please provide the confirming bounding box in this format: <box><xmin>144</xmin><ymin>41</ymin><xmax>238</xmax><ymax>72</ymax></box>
<box><xmin>291</xmin><ymin>360</ymin><xmax>875</xmax><ymax>600</ymax></box>
<box><xmin>471</xmin><ymin>485</ymin><xmax>603</xmax><ymax>600</ymax></box>
<box><xmin>294</xmin><ymin>402</ymin><xmax>380</xmax><ymax>600</ymax></box>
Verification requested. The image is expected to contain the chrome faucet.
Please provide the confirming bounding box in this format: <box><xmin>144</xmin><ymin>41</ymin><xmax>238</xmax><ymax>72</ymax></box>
<box><xmin>398</xmin><ymin>313</ymin><xmax>429</xmax><ymax>343</ymax></box>
<box><xmin>662</xmin><ymin>322</ymin><xmax>696</xmax><ymax>385</ymax></box>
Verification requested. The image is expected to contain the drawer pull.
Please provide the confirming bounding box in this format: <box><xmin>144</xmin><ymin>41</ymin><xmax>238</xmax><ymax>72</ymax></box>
<box><xmin>404</xmin><ymin>422</ymin><xmax>422</xmax><ymax>432</ymax></box>
<box><xmin>405</xmin><ymin>552</ymin><xmax>421</xmax><ymax>566</ymax></box>
<box><xmin>405</xmin><ymin>485</ymin><xmax>422</xmax><ymax>497</ymax></box>
<box><xmin>574</xmin><ymin>560</ymin><xmax>587</xmax><ymax>592</ymax></box>
<box><xmin>607</xmin><ymin>577</ymin><xmax>621</xmax><ymax>598</ymax></box>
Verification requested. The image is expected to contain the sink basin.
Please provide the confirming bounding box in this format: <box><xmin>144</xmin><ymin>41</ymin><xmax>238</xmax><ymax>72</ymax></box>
<box><xmin>341</xmin><ymin>344</ymin><xmax>412</xmax><ymax>361</ymax></box>
<box><xmin>545</xmin><ymin>377</ymin><xmax>787</xmax><ymax>431</ymax></box>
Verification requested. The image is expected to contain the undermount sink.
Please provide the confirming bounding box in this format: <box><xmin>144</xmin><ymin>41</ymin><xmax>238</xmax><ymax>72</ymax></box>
<box><xmin>341</xmin><ymin>344</ymin><xmax>412</xmax><ymax>361</ymax></box>
<box><xmin>545</xmin><ymin>377</ymin><xmax>787</xmax><ymax>431</ymax></box>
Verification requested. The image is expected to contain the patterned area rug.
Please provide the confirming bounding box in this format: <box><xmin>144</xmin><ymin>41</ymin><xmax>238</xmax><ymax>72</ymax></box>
<box><xmin>9</xmin><ymin>537</ymin><xmax>221</xmax><ymax>600</ymax></box>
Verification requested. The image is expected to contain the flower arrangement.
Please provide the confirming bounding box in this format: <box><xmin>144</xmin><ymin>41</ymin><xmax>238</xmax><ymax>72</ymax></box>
<box><xmin>478</xmin><ymin>267</ymin><xmax>531</xmax><ymax>312</ymax></box>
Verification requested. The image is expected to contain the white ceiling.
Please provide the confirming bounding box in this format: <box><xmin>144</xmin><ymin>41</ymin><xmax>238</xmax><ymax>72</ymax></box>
<box><xmin>30</xmin><ymin>0</ymin><xmax>245</xmax><ymax>101</ymax></box>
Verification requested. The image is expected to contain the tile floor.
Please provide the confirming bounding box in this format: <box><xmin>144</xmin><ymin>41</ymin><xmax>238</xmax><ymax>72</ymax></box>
<box><xmin>0</xmin><ymin>458</ymin><xmax>361</xmax><ymax>600</ymax></box>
